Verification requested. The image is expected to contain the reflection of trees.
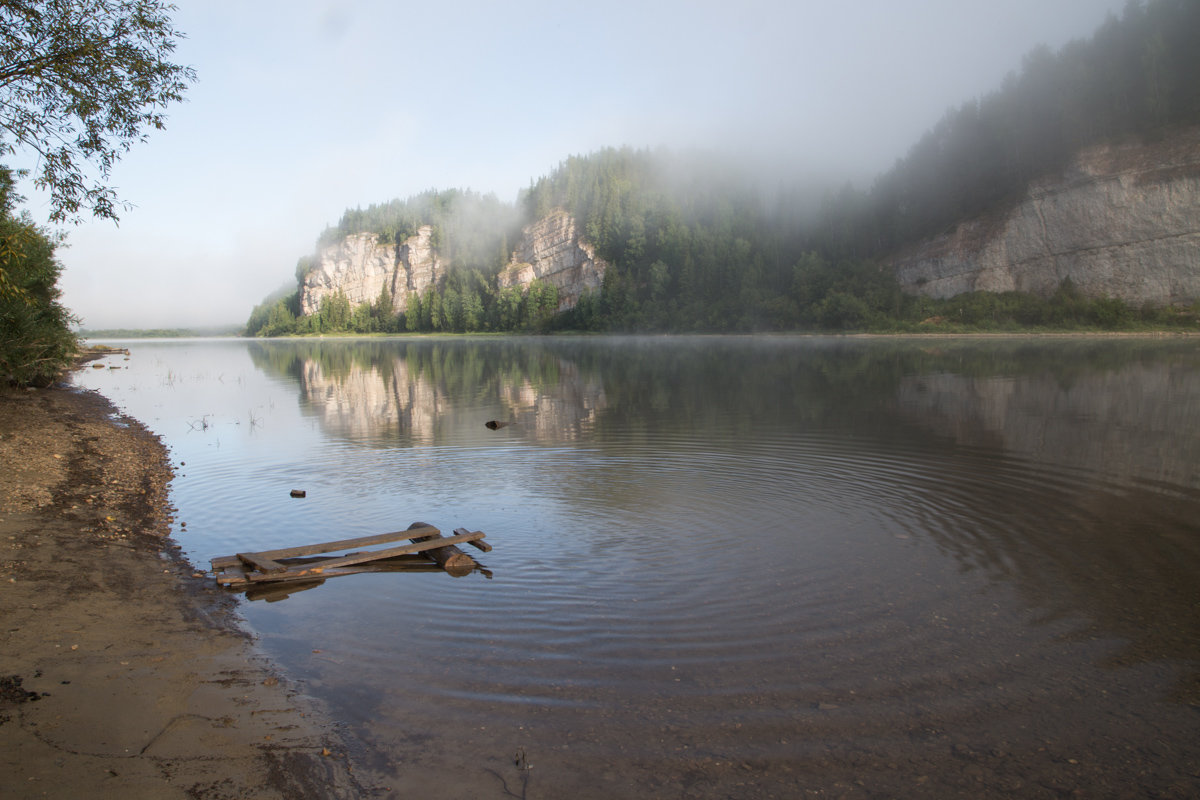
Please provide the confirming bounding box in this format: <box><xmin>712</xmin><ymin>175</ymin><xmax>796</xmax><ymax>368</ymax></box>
<box><xmin>896</xmin><ymin>362</ymin><xmax>1200</xmax><ymax>488</ymax></box>
<box><xmin>247</xmin><ymin>336</ymin><xmax>1200</xmax><ymax>452</ymax></box>
<box><xmin>246</xmin><ymin>336</ymin><xmax>1200</xmax><ymax>698</ymax></box>
<box><xmin>248</xmin><ymin>339</ymin><xmax>608</xmax><ymax>443</ymax></box>
<box><xmin>890</xmin><ymin>342</ymin><xmax>1200</xmax><ymax>703</ymax></box>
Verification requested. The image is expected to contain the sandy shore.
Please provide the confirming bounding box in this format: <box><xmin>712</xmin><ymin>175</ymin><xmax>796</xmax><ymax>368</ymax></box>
<box><xmin>0</xmin><ymin>378</ymin><xmax>361</xmax><ymax>799</ymax></box>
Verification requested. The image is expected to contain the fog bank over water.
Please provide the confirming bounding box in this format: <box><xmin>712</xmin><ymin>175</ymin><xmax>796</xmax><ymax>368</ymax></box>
<box><xmin>43</xmin><ymin>0</ymin><xmax>1127</xmax><ymax>330</ymax></box>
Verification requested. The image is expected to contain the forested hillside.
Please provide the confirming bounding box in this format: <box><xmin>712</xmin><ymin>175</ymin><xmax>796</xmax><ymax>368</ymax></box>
<box><xmin>855</xmin><ymin>0</ymin><xmax>1200</xmax><ymax>258</ymax></box>
<box><xmin>247</xmin><ymin>0</ymin><xmax>1199</xmax><ymax>337</ymax></box>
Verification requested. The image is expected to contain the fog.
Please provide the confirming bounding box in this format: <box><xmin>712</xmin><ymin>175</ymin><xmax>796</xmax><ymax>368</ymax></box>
<box><xmin>15</xmin><ymin>0</ymin><xmax>1128</xmax><ymax>330</ymax></box>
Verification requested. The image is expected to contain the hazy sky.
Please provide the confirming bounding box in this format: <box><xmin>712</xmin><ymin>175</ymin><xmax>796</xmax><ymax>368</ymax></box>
<box><xmin>15</xmin><ymin>0</ymin><xmax>1128</xmax><ymax>330</ymax></box>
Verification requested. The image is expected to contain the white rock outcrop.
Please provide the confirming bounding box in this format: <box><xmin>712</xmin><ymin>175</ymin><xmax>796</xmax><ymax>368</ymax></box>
<box><xmin>889</xmin><ymin>127</ymin><xmax>1200</xmax><ymax>305</ymax></box>
<box><xmin>497</xmin><ymin>209</ymin><xmax>608</xmax><ymax>310</ymax></box>
<box><xmin>299</xmin><ymin>212</ymin><xmax>606</xmax><ymax>317</ymax></box>
<box><xmin>300</xmin><ymin>226</ymin><xmax>443</xmax><ymax>316</ymax></box>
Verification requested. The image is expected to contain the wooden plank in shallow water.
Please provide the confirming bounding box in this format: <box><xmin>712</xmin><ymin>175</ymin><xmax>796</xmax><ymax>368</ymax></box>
<box><xmin>411</xmin><ymin>524</ymin><xmax>476</xmax><ymax>573</ymax></box>
<box><xmin>213</xmin><ymin>553</ymin><xmax>446</xmax><ymax>587</ymax></box>
<box><xmin>235</xmin><ymin>552</ymin><xmax>287</xmax><ymax>573</ymax></box>
<box><xmin>233</xmin><ymin>525</ymin><xmax>441</xmax><ymax>563</ymax></box>
<box><xmin>455</xmin><ymin>527</ymin><xmax>493</xmax><ymax>552</ymax></box>
<box><xmin>240</xmin><ymin>530</ymin><xmax>486</xmax><ymax>581</ymax></box>
<box><xmin>211</xmin><ymin>526</ymin><xmax>443</xmax><ymax>570</ymax></box>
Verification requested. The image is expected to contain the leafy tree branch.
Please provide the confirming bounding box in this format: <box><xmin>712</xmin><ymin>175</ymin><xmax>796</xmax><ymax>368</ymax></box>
<box><xmin>0</xmin><ymin>0</ymin><xmax>196</xmax><ymax>223</ymax></box>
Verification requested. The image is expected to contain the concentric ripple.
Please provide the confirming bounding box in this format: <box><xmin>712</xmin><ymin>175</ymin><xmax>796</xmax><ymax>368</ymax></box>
<box><xmin>74</xmin><ymin>336</ymin><xmax>1200</xmax><ymax>799</ymax></box>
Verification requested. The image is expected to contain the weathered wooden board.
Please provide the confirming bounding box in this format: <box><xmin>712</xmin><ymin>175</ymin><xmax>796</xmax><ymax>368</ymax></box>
<box><xmin>216</xmin><ymin>525</ymin><xmax>441</xmax><ymax>568</ymax></box>
<box><xmin>411</xmin><ymin>523</ymin><xmax>476</xmax><ymax>574</ymax></box>
<box><xmin>249</xmin><ymin>530</ymin><xmax>484</xmax><ymax>579</ymax></box>
<box><xmin>211</xmin><ymin>527</ymin><xmax>487</xmax><ymax>586</ymax></box>
<box><xmin>218</xmin><ymin>554</ymin><xmax>447</xmax><ymax>590</ymax></box>
<box><xmin>455</xmin><ymin>527</ymin><xmax>493</xmax><ymax>552</ymax></box>
<box><xmin>236</xmin><ymin>552</ymin><xmax>288</xmax><ymax>573</ymax></box>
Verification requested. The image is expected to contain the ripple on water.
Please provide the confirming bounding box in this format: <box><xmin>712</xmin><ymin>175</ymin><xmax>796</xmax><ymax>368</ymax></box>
<box><xmin>234</xmin><ymin>425</ymin><xmax>1128</xmax><ymax>720</ymax></box>
<box><xmin>77</xmin><ymin>339</ymin><xmax>1200</xmax><ymax>797</ymax></box>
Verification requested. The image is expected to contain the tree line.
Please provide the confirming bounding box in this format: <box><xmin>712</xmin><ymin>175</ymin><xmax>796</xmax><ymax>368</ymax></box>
<box><xmin>850</xmin><ymin>0</ymin><xmax>1200</xmax><ymax>258</ymax></box>
<box><xmin>0</xmin><ymin>168</ymin><xmax>77</xmax><ymax>384</ymax></box>
<box><xmin>248</xmin><ymin>0</ymin><xmax>1199</xmax><ymax>340</ymax></box>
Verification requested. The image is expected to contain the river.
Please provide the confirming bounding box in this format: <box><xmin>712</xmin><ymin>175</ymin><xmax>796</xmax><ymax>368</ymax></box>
<box><xmin>75</xmin><ymin>335</ymin><xmax>1200</xmax><ymax>799</ymax></box>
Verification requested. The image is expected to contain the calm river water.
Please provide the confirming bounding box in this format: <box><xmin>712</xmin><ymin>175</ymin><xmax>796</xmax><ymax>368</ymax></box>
<box><xmin>76</xmin><ymin>336</ymin><xmax>1200</xmax><ymax>799</ymax></box>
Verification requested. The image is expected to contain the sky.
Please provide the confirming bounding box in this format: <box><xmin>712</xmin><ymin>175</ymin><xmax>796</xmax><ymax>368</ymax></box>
<box><xmin>14</xmin><ymin>0</ymin><xmax>1129</xmax><ymax>330</ymax></box>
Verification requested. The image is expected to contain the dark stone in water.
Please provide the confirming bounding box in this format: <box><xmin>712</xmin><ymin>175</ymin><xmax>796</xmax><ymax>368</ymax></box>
<box><xmin>484</xmin><ymin>420</ymin><xmax>510</xmax><ymax>430</ymax></box>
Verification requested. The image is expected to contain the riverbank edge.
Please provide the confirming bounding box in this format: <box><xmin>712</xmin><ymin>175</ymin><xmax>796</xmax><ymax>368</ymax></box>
<box><xmin>0</xmin><ymin>375</ymin><xmax>364</xmax><ymax>798</ymax></box>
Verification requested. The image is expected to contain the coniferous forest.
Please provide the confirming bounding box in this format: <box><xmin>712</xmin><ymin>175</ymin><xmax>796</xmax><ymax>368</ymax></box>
<box><xmin>246</xmin><ymin>0</ymin><xmax>1200</xmax><ymax>337</ymax></box>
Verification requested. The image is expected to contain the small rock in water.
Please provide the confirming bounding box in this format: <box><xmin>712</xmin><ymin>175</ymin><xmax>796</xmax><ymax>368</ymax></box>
<box><xmin>290</xmin><ymin>489</ymin><xmax>307</xmax><ymax>498</ymax></box>
<box><xmin>484</xmin><ymin>420</ymin><xmax>510</xmax><ymax>430</ymax></box>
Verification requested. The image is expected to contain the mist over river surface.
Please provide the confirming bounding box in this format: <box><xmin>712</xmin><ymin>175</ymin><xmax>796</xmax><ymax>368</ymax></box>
<box><xmin>76</xmin><ymin>336</ymin><xmax>1200</xmax><ymax>798</ymax></box>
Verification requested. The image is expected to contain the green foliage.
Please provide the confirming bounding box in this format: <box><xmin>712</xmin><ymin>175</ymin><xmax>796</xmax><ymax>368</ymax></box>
<box><xmin>0</xmin><ymin>2</ymin><xmax>192</xmax><ymax>383</ymax></box>
<box><xmin>862</xmin><ymin>0</ymin><xmax>1200</xmax><ymax>254</ymax></box>
<box><xmin>0</xmin><ymin>0</ymin><xmax>195</xmax><ymax>223</ymax></box>
<box><xmin>0</xmin><ymin>168</ymin><xmax>77</xmax><ymax>385</ymax></box>
<box><xmin>318</xmin><ymin>290</ymin><xmax>351</xmax><ymax>332</ymax></box>
<box><xmin>245</xmin><ymin>288</ymin><xmax>300</xmax><ymax>337</ymax></box>
<box><xmin>250</xmin><ymin>2</ymin><xmax>1198</xmax><ymax>339</ymax></box>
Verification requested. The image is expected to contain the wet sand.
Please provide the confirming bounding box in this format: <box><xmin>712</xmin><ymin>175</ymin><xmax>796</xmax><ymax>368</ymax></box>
<box><xmin>0</xmin><ymin>380</ymin><xmax>361</xmax><ymax>799</ymax></box>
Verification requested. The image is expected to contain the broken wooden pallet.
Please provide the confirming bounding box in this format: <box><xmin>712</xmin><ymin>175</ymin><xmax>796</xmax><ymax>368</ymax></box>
<box><xmin>210</xmin><ymin>523</ymin><xmax>489</xmax><ymax>586</ymax></box>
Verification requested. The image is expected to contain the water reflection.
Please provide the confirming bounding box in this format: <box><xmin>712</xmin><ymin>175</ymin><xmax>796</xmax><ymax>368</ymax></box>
<box><xmin>232</xmin><ymin>555</ymin><xmax>494</xmax><ymax>603</ymax></box>
<box><xmin>85</xmin><ymin>336</ymin><xmax>1200</xmax><ymax>797</ymax></box>
<box><xmin>251</xmin><ymin>336</ymin><xmax>1200</xmax><ymax>485</ymax></box>
<box><xmin>249</xmin><ymin>339</ymin><xmax>608</xmax><ymax>443</ymax></box>
<box><xmin>243</xmin><ymin>336</ymin><xmax>1200</xmax><ymax>701</ymax></box>
<box><xmin>894</xmin><ymin>341</ymin><xmax>1200</xmax><ymax>488</ymax></box>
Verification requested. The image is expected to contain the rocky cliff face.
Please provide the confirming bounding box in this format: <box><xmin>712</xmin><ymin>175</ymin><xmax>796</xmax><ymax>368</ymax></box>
<box><xmin>889</xmin><ymin>127</ymin><xmax>1200</xmax><ymax>305</ymax></box>
<box><xmin>299</xmin><ymin>210</ymin><xmax>606</xmax><ymax>317</ymax></box>
<box><xmin>498</xmin><ymin>210</ymin><xmax>607</xmax><ymax>310</ymax></box>
<box><xmin>300</xmin><ymin>226</ymin><xmax>443</xmax><ymax>316</ymax></box>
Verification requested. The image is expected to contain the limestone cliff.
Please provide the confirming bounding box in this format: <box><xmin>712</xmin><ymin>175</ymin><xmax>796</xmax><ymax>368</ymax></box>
<box><xmin>889</xmin><ymin>126</ymin><xmax>1200</xmax><ymax>305</ymax></box>
<box><xmin>299</xmin><ymin>210</ymin><xmax>606</xmax><ymax>318</ymax></box>
<box><xmin>299</xmin><ymin>226</ymin><xmax>442</xmax><ymax>316</ymax></box>
<box><xmin>497</xmin><ymin>210</ymin><xmax>608</xmax><ymax>310</ymax></box>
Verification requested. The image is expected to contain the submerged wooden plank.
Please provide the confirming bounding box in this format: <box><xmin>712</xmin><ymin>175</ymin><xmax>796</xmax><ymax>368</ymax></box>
<box><xmin>413</xmin><ymin>524</ymin><xmax>476</xmax><ymax>574</ymax></box>
<box><xmin>454</xmin><ymin>527</ymin><xmax>492</xmax><ymax>552</ymax></box>
<box><xmin>243</xmin><ymin>530</ymin><xmax>486</xmax><ymax>581</ymax></box>
<box><xmin>241</xmin><ymin>525</ymin><xmax>440</xmax><ymax>562</ymax></box>
<box><xmin>214</xmin><ymin>563</ymin><xmax>252</xmax><ymax>586</ymax></box>
<box><xmin>236</xmin><ymin>552</ymin><xmax>287</xmax><ymax>573</ymax></box>
<box><xmin>214</xmin><ymin>552</ymin><xmax>445</xmax><ymax>587</ymax></box>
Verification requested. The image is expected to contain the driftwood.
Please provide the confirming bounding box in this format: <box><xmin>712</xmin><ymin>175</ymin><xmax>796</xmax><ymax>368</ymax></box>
<box><xmin>241</xmin><ymin>555</ymin><xmax>451</xmax><ymax>602</ymax></box>
<box><xmin>407</xmin><ymin>522</ymin><xmax>476</xmax><ymax>576</ymax></box>
<box><xmin>211</xmin><ymin>523</ymin><xmax>489</xmax><ymax>586</ymax></box>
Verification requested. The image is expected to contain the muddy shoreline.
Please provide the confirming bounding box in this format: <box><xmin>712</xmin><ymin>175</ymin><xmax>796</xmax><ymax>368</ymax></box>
<box><xmin>0</xmin><ymin>378</ymin><xmax>362</xmax><ymax>798</ymax></box>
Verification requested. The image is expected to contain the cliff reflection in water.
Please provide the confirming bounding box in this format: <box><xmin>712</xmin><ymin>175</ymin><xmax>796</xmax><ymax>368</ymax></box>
<box><xmin>890</xmin><ymin>339</ymin><xmax>1200</xmax><ymax>700</ymax></box>
<box><xmin>896</xmin><ymin>342</ymin><xmax>1200</xmax><ymax>489</ymax></box>
<box><xmin>249</xmin><ymin>339</ymin><xmax>608</xmax><ymax>444</ymax></box>
<box><xmin>246</xmin><ymin>336</ymin><xmax>1200</xmax><ymax>699</ymax></box>
<box><xmin>248</xmin><ymin>337</ymin><xmax>1200</xmax><ymax>483</ymax></box>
